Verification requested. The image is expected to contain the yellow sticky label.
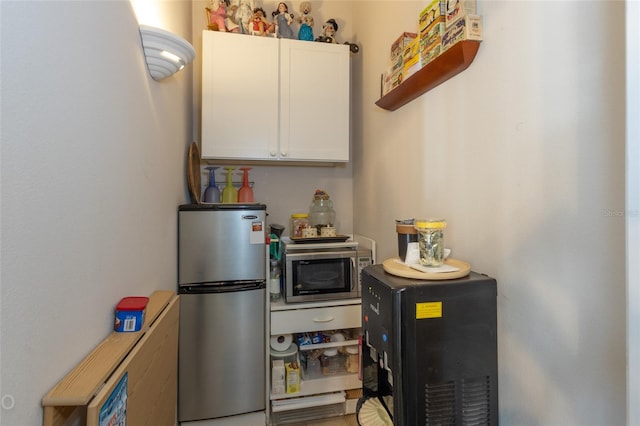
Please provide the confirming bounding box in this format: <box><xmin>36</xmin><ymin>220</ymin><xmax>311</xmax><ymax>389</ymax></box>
<box><xmin>416</xmin><ymin>301</ymin><xmax>442</xmax><ymax>319</ymax></box>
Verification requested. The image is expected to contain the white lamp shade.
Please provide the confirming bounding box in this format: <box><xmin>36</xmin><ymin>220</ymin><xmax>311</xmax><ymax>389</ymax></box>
<box><xmin>139</xmin><ymin>25</ymin><xmax>196</xmax><ymax>81</ymax></box>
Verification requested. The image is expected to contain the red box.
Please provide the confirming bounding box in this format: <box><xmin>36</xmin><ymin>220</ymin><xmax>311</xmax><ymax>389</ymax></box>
<box><xmin>114</xmin><ymin>296</ymin><xmax>149</xmax><ymax>332</ymax></box>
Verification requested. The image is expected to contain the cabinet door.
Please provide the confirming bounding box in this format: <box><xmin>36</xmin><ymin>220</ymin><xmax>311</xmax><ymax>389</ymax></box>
<box><xmin>201</xmin><ymin>31</ymin><xmax>279</xmax><ymax>160</ymax></box>
<box><xmin>279</xmin><ymin>39</ymin><xmax>350</xmax><ymax>162</ymax></box>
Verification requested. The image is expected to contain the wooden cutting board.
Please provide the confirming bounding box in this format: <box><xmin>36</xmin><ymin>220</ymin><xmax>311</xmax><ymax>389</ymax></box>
<box><xmin>186</xmin><ymin>142</ymin><xmax>201</xmax><ymax>204</ymax></box>
<box><xmin>382</xmin><ymin>257</ymin><xmax>471</xmax><ymax>280</ymax></box>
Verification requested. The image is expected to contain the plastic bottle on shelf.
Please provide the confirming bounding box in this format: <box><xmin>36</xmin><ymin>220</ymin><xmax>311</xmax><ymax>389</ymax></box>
<box><xmin>238</xmin><ymin>167</ymin><xmax>254</xmax><ymax>202</ymax></box>
<box><xmin>222</xmin><ymin>167</ymin><xmax>238</xmax><ymax>203</ymax></box>
<box><xmin>269</xmin><ymin>259</ymin><xmax>281</xmax><ymax>301</ymax></box>
<box><xmin>203</xmin><ymin>166</ymin><xmax>221</xmax><ymax>203</ymax></box>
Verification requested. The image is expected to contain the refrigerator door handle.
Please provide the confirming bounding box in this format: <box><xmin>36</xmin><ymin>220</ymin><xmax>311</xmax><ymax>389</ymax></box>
<box><xmin>179</xmin><ymin>280</ymin><xmax>265</xmax><ymax>294</ymax></box>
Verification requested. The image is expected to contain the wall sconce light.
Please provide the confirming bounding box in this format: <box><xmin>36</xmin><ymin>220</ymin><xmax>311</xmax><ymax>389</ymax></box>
<box><xmin>139</xmin><ymin>25</ymin><xmax>195</xmax><ymax>81</ymax></box>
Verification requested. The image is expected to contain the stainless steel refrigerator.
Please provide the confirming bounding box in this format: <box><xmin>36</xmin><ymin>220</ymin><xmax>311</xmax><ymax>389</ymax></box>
<box><xmin>178</xmin><ymin>203</ymin><xmax>267</xmax><ymax>422</ymax></box>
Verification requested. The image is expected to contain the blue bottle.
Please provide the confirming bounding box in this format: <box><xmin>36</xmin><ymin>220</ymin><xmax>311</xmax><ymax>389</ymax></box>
<box><xmin>203</xmin><ymin>166</ymin><xmax>221</xmax><ymax>203</ymax></box>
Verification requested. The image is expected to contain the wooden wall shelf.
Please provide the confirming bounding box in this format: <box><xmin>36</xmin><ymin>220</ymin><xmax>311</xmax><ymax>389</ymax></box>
<box><xmin>375</xmin><ymin>40</ymin><xmax>481</xmax><ymax>111</ymax></box>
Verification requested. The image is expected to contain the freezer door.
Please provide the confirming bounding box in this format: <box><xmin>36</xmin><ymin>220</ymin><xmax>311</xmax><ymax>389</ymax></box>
<box><xmin>179</xmin><ymin>208</ymin><xmax>266</xmax><ymax>284</ymax></box>
<box><xmin>178</xmin><ymin>288</ymin><xmax>266</xmax><ymax>421</ymax></box>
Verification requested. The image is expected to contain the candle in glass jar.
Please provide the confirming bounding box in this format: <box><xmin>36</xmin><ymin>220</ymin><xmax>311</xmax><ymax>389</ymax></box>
<box><xmin>414</xmin><ymin>219</ymin><xmax>447</xmax><ymax>267</ymax></box>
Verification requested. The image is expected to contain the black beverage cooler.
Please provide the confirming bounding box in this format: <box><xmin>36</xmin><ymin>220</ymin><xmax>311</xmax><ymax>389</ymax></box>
<box><xmin>359</xmin><ymin>264</ymin><xmax>498</xmax><ymax>425</ymax></box>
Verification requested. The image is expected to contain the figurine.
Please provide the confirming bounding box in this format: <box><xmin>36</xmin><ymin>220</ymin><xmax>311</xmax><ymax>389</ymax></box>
<box><xmin>231</xmin><ymin>0</ymin><xmax>255</xmax><ymax>34</ymax></box>
<box><xmin>272</xmin><ymin>2</ymin><xmax>295</xmax><ymax>39</ymax></box>
<box><xmin>296</xmin><ymin>1</ymin><xmax>314</xmax><ymax>41</ymax></box>
<box><xmin>298</xmin><ymin>15</ymin><xmax>314</xmax><ymax>41</ymax></box>
<box><xmin>224</xmin><ymin>3</ymin><xmax>240</xmax><ymax>32</ymax></box>
<box><xmin>315</xmin><ymin>18</ymin><xmax>338</xmax><ymax>43</ymax></box>
<box><xmin>205</xmin><ymin>0</ymin><xmax>230</xmax><ymax>31</ymax></box>
<box><xmin>315</xmin><ymin>18</ymin><xmax>360</xmax><ymax>54</ymax></box>
<box><xmin>250</xmin><ymin>7</ymin><xmax>274</xmax><ymax>36</ymax></box>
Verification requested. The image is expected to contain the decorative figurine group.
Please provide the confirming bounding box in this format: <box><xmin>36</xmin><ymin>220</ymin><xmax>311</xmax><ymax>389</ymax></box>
<box><xmin>206</xmin><ymin>0</ymin><xmax>253</xmax><ymax>33</ymax></box>
<box><xmin>248</xmin><ymin>2</ymin><xmax>296</xmax><ymax>38</ymax></box>
<box><xmin>205</xmin><ymin>0</ymin><xmax>358</xmax><ymax>51</ymax></box>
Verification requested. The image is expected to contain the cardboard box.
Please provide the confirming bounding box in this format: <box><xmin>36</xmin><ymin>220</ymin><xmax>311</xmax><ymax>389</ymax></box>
<box><xmin>445</xmin><ymin>0</ymin><xmax>477</xmax><ymax>28</ymax></box>
<box><xmin>421</xmin><ymin>43</ymin><xmax>443</xmax><ymax>67</ymax></box>
<box><xmin>419</xmin><ymin>0</ymin><xmax>444</xmax><ymax>31</ymax></box>
<box><xmin>402</xmin><ymin>37</ymin><xmax>422</xmax><ymax>79</ymax></box>
<box><xmin>442</xmin><ymin>14</ymin><xmax>483</xmax><ymax>51</ymax></box>
<box><xmin>402</xmin><ymin>37</ymin><xmax>421</xmax><ymax>63</ymax></box>
<box><xmin>390</xmin><ymin>53</ymin><xmax>404</xmax><ymax>74</ymax></box>
<box><xmin>381</xmin><ymin>66</ymin><xmax>404</xmax><ymax>96</ymax></box>
<box><xmin>285</xmin><ymin>362</ymin><xmax>300</xmax><ymax>393</ymax></box>
<box><xmin>420</xmin><ymin>19</ymin><xmax>445</xmax><ymax>53</ymax></box>
<box><xmin>271</xmin><ymin>359</ymin><xmax>285</xmax><ymax>395</ymax></box>
<box><xmin>419</xmin><ymin>17</ymin><xmax>445</xmax><ymax>67</ymax></box>
<box><xmin>403</xmin><ymin>55</ymin><xmax>422</xmax><ymax>79</ymax></box>
<box><xmin>391</xmin><ymin>32</ymin><xmax>417</xmax><ymax>62</ymax></box>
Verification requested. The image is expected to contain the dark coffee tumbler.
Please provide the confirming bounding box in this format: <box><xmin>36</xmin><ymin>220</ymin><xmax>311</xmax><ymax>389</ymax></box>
<box><xmin>396</xmin><ymin>223</ymin><xmax>418</xmax><ymax>260</ymax></box>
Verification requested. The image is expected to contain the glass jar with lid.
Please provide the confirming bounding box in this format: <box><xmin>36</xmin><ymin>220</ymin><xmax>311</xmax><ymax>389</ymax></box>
<box><xmin>414</xmin><ymin>219</ymin><xmax>447</xmax><ymax>266</ymax></box>
<box><xmin>345</xmin><ymin>345</ymin><xmax>359</xmax><ymax>373</ymax></box>
<box><xmin>321</xmin><ymin>347</ymin><xmax>344</xmax><ymax>375</ymax></box>
<box><xmin>290</xmin><ymin>214</ymin><xmax>309</xmax><ymax>238</ymax></box>
<box><xmin>308</xmin><ymin>190</ymin><xmax>336</xmax><ymax>231</ymax></box>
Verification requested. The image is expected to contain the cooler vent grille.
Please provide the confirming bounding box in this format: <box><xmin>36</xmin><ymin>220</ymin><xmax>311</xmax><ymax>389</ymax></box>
<box><xmin>424</xmin><ymin>381</ymin><xmax>456</xmax><ymax>425</ymax></box>
<box><xmin>461</xmin><ymin>376</ymin><xmax>492</xmax><ymax>425</ymax></box>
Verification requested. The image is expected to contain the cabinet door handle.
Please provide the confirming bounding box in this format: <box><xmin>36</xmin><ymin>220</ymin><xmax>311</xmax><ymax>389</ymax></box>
<box><xmin>312</xmin><ymin>316</ymin><xmax>335</xmax><ymax>323</ymax></box>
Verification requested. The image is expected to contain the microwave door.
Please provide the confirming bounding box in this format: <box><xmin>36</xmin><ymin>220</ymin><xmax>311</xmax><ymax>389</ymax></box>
<box><xmin>305</xmin><ymin>270</ymin><xmax>342</xmax><ymax>290</ymax></box>
<box><xmin>286</xmin><ymin>251</ymin><xmax>357</xmax><ymax>302</ymax></box>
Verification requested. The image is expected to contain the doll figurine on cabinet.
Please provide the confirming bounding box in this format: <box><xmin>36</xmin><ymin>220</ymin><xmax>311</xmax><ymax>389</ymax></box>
<box><xmin>298</xmin><ymin>15</ymin><xmax>314</xmax><ymax>41</ymax></box>
<box><xmin>272</xmin><ymin>2</ymin><xmax>295</xmax><ymax>39</ymax></box>
<box><xmin>250</xmin><ymin>7</ymin><xmax>274</xmax><ymax>36</ymax></box>
<box><xmin>315</xmin><ymin>18</ymin><xmax>338</xmax><ymax>43</ymax></box>
<box><xmin>231</xmin><ymin>0</ymin><xmax>256</xmax><ymax>34</ymax></box>
<box><xmin>296</xmin><ymin>1</ymin><xmax>314</xmax><ymax>41</ymax></box>
<box><xmin>205</xmin><ymin>0</ymin><xmax>230</xmax><ymax>31</ymax></box>
<box><xmin>315</xmin><ymin>18</ymin><xmax>360</xmax><ymax>53</ymax></box>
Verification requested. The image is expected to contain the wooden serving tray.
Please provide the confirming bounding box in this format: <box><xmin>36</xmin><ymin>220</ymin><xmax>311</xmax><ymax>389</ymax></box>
<box><xmin>186</xmin><ymin>142</ymin><xmax>201</xmax><ymax>204</ymax></box>
<box><xmin>382</xmin><ymin>257</ymin><xmax>471</xmax><ymax>280</ymax></box>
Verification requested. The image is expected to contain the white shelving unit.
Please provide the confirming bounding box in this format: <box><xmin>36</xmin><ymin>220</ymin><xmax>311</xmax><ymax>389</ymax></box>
<box><xmin>267</xmin><ymin>299</ymin><xmax>362</xmax><ymax>424</ymax></box>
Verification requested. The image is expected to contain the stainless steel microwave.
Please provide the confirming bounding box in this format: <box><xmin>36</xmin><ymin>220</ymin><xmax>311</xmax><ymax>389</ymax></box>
<box><xmin>282</xmin><ymin>239</ymin><xmax>372</xmax><ymax>303</ymax></box>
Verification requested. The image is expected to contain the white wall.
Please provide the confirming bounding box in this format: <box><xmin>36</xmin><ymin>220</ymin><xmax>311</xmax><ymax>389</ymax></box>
<box><xmin>0</xmin><ymin>0</ymin><xmax>631</xmax><ymax>425</ymax></box>
<box><xmin>0</xmin><ymin>1</ymin><xmax>193</xmax><ymax>424</ymax></box>
<box><xmin>352</xmin><ymin>1</ymin><xmax>626</xmax><ymax>425</ymax></box>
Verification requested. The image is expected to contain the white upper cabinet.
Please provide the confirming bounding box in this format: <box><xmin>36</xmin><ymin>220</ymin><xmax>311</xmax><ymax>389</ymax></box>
<box><xmin>201</xmin><ymin>31</ymin><xmax>279</xmax><ymax>160</ymax></box>
<box><xmin>201</xmin><ymin>31</ymin><xmax>350</xmax><ymax>162</ymax></box>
